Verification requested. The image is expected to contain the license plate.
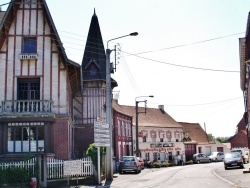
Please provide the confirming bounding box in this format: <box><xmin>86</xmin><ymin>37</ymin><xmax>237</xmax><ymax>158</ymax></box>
<box><xmin>231</xmin><ymin>163</ymin><xmax>237</xmax><ymax>166</ymax></box>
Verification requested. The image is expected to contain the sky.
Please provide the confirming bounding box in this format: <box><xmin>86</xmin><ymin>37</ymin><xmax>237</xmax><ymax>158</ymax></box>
<box><xmin>1</xmin><ymin>0</ymin><xmax>250</xmax><ymax>137</ymax></box>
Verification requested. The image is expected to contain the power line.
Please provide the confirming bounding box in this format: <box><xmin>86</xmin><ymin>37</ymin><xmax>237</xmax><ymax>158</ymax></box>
<box><xmin>149</xmin><ymin>97</ymin><xmax>242</xmax><ymax>107</ymax></box>
<box><xmin>123</xmin><ymin>51</ymin><xmax>239</xmax><ymax>73</ymax></box>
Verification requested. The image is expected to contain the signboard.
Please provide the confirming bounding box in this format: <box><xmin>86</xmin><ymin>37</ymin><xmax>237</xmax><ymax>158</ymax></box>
<box><xmin>94</xmin><ymin>120</ymin><xmax>111</xmax><ymax>147</ymax></box>
<box><xmin>63</xmin><ymin>160</ymin><xmax>82</xmax><ymax>176</ymax></box>
<box><xmin>94</xmin><ymin>143</ymin><xmax>110</xmax><ymax>147</ymax></box>
<box><xmin>94</xmin><ymin>138</ymin><xmax>110</xmax><ymax>143</ymax></box>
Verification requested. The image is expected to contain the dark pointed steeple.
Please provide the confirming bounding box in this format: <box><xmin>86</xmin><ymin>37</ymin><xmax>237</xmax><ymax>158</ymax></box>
<box><xmin>81</xmin><ymin>10</ymin><xmax>106</xmax><ymax>82</ymax></box>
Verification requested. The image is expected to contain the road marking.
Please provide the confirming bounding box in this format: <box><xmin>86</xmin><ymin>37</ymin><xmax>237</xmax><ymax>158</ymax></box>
<box><xmin>212</xmin><ymin>169</ymin><xmax>238</xmax><ymax>187</ymax></box>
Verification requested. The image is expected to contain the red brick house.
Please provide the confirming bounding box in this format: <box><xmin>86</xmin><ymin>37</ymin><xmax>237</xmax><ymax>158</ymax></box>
<box><xmin>228</xmin><ymin>118</ymin><xmax>248</xmax><ymax>149</ymax></box>
<box><xmin>112</xmin><ymin>100</ymin><xmax>133</xmax><ymax>162</ymax></box>
<box><xmin>239</xmin><ymin>11</ymin><xmax>250</xmax><ymax>151</ymax></box>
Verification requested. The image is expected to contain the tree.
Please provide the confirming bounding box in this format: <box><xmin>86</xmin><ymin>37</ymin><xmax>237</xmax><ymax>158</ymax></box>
<box><xmin>86</xmin><ymin>144</ymin><xmax>106</xmax><ymax>171</ymax></box>
<box><xmin>216</xmin><ymin>137</ymin><xmax>230</xmax><ymax>143</ymax></box>
<box><xmin>208</xmin><ymin>133</ymin><xmax>215</xmax><ymax>141</ymax></box>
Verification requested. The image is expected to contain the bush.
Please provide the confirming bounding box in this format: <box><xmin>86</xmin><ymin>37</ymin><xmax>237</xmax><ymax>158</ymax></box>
<box><xmin>153</xmin><ymin>162</ymin><xmax>161</xmax><ymax>168</ymax></box>
<box><xmin>185</xmin><ymin>160</ymin><xmax>193</xmax><ymax>165</ymax></box>
<box><xmin>86</xmin><ymin>144</ymin><xmax>106</xmax><ymax>172</ymax></box>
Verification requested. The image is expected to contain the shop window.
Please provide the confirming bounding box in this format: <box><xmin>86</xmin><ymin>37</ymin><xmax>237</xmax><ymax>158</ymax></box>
<box><xmin>8</xmin><ymin>122</ymin><xmax>44</xmax><ymax>153</ymax></box>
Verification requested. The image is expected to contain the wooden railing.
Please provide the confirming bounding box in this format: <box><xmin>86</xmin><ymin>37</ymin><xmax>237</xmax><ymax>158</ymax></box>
<box><xmin>1</xmin><ymin>100</ymin><xmax>53</xmax><ymax>113</ymax></box>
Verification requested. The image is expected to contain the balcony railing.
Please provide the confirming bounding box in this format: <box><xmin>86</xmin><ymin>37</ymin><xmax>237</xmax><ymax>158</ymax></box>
<box><xmin>1</xmin><ymin>100</ymin><xmax>53</xmax><ymax>113</ymax></box>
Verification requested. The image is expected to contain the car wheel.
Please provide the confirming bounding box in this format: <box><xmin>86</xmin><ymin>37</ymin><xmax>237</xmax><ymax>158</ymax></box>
<box><xmin>197</xmin><ymin>160</ymin><xmax>200</xmax><ymax>164</ymax></box>
<box><xmin>135</xmin><ymin>169</ymin><xmax>139</xmax><ymax>174</ymax></box>
<box><xmin>209</xmin><ymin>159</ymin><xmax>211</xmax><ymax>163</ymax></box>
<box><xmin>215</xmin><ymin>158</ymin><xmax>218</xmax><ymax>162</ymax></box>
<box><xmin>240</xmin><ymin>164</ymin><xmax>244</xmax><ymax>169</ymax></box>
<box><xmin>224</xmin><ymin>166</ymin><xmax>228</xmax><ymax>170</ymax></box>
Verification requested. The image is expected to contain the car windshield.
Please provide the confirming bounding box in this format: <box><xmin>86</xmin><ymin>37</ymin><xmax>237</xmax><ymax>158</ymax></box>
<box><xmin>210</xmin><ymin>152</ymin><xmax>217</xmax><ymax>156</ymax></box>
<box><xmin>122</xmin><ymin>157</ymin><xmax>135</xmax><ymax>161</ymax></box>
<box><xmin>225</xmin><ymin>153</ymin><xmax>241</xmax><ymax>159</ymax></box>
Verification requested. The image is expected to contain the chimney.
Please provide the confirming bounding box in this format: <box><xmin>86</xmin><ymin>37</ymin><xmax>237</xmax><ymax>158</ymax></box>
<box><xmin>158</xmin><ymin>105</ymin><xmax>164</xmax><ymax>111</ymax></box>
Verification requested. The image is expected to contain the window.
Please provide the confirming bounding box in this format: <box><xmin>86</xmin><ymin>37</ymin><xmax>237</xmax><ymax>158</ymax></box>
<box><xmin>18</xmin><ymin>78</ymin><xmax>40</xmax><ymax>100</ymax></box>
<box><xmin>8</xmin><ymin>122</ymin><xmax>44</xmax><ymax>152</ymax></box>
<box><xmin>143</xmin><ymin>132</ymin><xmax>147</xmax><ymax>142</ymax></box>
<box><xmin>176</xmin><ymin>132</ymin><xmax>180</xmax><ymax>142</ymax></box>
<box><xmin>122</xmin><ymin>121</ymin><xmax>125</xmax><ymax>136</ymax></box>
<box><xmin>23</xmin><ymin>37</ymin><xmax>37</xmax><ymax>53</ymax></box>
<box><xmin>117</xmin><ymin>120</ymin><xmax>121</xmax><ymax>136</ymax></box>
<box><xmin>17</xmin><ymin>78</ymin><xmax>40</xmax><ymax>112</ymax></box>
<box><xmin>160</xmin><ymin>132</ymin><xmax>164</xmax><ymax>142</ymax></box>
<box><xmin>89</xmin><ymin>65</ymin><xmax>97</xmax><ymax>76</ymax></box>
<box><xmin>167</xmin><ymin>132</ymin><xmax>172</xmax><ymax>142</ymax></box>
<box><xmin>151</xmin><ymin>132</ymin><xmax>156</xmax><ymax>142</ymax></box>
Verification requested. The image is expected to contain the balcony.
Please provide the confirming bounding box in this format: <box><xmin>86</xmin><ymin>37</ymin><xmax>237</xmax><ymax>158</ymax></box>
<box><xmin>20</xmin><ymin>53</ymin><xmax>38</xmax><ymax>60</ymax></box>
<box><xmin>1</xmin><ymin>100</ymin><xmax>53</xmax><ymax>114</ymax></box>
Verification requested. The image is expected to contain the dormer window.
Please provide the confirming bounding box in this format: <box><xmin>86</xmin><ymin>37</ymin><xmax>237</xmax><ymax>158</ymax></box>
<box><xmin>23</xmin><ymin>37</ymin><xmax>37</xmax><ymax>53</ymax></box>
<box><xmin>89</xmin><ymin>65</ymin><xmax>97</xmax><ymax>76</ymax></box>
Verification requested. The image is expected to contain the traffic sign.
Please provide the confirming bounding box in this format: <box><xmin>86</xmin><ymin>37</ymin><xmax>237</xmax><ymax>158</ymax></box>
<box><xmin>94</xmin><ymin>133</ymin><xmax>110</xmax><ymax>138</ymax></box>
<box><xmin>94</xmin><ymin>143</ymin><xmax>110</xmax><ymax>147</ymax></box>
<box><xmin>94</xmin><ymin>121</ymin><xmax>109</xmax><ymax>129</ymax></box>
<box><xmin>94</xmin><ymin>138</ymin><xmax>110</xmax><ymax>143</ymax></box>
<box><xmin>94</xmin><ymin>128</ymin><xmax>109</xmax><ymax>134</ymax></box>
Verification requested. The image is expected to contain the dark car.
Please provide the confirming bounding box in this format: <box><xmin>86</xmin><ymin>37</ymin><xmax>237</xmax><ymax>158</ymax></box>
<box><xmin>137</xmin><ymin>157</ymin><xmax>145</xmax><ymax>170</ymax></box>
<box><xmin>224</xmin><ymin>152</ymin><xmax>244</xmax><ymax>170</ymax></box>
<box><xmin>119</xmin><ymin>156</ymin><xmax>141</xmax><ymax>174</ymax></box>
<box><xmin>193</xmin><ymin>153</ymin><xmax>211</xmax><ymax>164</ymax></box>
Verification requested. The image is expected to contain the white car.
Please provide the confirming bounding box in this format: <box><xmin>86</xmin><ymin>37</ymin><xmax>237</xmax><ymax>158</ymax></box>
<box><xmin>209</xmin><ymin>152</ymin><xmax>224</xmax><ymax>162</ymax></box>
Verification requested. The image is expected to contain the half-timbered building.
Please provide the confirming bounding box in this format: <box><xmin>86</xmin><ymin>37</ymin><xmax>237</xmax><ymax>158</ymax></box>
<box><xmin>0</xmin><ymin>0</ymin><xmax>80</xmax><ymax>161</ymax></box>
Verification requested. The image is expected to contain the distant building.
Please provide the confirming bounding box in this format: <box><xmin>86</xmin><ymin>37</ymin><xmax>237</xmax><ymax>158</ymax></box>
<box><xmin>120</xmin><ymin>104</ymin><xmax>184</xmax><ymax>163</ymax></box>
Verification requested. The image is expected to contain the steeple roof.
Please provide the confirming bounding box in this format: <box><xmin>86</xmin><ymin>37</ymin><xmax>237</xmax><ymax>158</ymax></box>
<box><xmin>81</xmin><ymin>10</ymin><xmax>106</xmax><ymax>82</ymax></box>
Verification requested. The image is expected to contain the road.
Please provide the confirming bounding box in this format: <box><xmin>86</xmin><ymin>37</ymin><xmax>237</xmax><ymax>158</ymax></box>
<box><xmin>94</xmin><ymin>162</ymin><xmax>250</xmax><ymax>188</ymax></box>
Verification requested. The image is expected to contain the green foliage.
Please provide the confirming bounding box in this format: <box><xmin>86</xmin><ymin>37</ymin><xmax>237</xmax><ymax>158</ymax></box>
<box><xmin>208</xmin><ymin>133</ymin><xmax>215</xmax><ymax>141</ymax></box>
<box><xmin>216</xmin><ymin>136</ymin><xmax>230</xmax><ymax>143</ymax></box>
<box><xmin>0</xmin><ymin>154</ymin><xmax>38</xmax><ymax>184</ymax></box>
<box><xmin>153</xmin><ymin>162</ymin><xmax>161</xmax><ymax>168</ymax></box>
<box><xmin>86</xmin><ymin>144</ymin><xmax>106</xmax><ymax>171</ymax></box>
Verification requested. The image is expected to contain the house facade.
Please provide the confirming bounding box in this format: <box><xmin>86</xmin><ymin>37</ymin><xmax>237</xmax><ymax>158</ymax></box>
<box><xmin>179</xmin><ymin>122</ymin><xmax>215</xmax><ymax>161</ymax></box>
<box><xmin>120</xmin><ymin>105</ymin><xmax>185</xmax><ymax>163</ymax></box>
<box><xmin>112</xmin><ymin>100</ymin><xmax>133</xmax><ymax>162</ymax></box>
<box><xmin>240</xmin><ymin>12</ymin><xmax>250</xmax><ymax>152</ymax></box>
<box><xmin>0</xmin><ymin>0</ymin><xmax>80</xmax><ymax>161</ymax></box>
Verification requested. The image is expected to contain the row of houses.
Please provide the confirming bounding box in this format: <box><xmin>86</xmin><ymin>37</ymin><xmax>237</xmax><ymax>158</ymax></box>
<box><xmin>0</xmin><ymin>0</ymin><xmax>247</xmax><ymax>167</ymax></box>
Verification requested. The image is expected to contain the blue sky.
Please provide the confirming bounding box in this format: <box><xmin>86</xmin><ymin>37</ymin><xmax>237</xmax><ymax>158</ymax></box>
<box><xmin>1</xmin><ymin>0</ymin><xmax>250</xmax><ymax>137</ymax></box>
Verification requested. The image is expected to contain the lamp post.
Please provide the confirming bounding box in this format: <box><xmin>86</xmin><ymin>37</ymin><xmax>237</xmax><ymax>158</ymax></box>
<box><xmin>135</xmin><ymin>95</ymin><xmax>154</xmax><ymax>157</ymax></box>
<box><xmin>106</xmin><ymin>32</ymin><xmax>138</xmax><ymax>180</ymax></box>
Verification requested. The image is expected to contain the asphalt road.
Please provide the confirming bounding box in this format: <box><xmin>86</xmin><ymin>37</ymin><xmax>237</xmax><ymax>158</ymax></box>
<box><xmin>67</xmin><ymin>162</ymin><xmax>250</xmax><ymax>188</ymax></box>
<box><xmin>98</xmin><ymin>162</ymin><xmax>250</xmax><ymax>188</ymax></box>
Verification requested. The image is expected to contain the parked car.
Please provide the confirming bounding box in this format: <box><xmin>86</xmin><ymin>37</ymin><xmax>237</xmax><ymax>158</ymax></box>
<box><xmin>119</xmin><ymin>156</ymin><xmax>141</xmax><ymax>174</ymax></box>
<box><xmin>137</xmin><ymin>157</ymin><xmax>145</xmax><ymax>170</ymax></box>
<box><xmin>231</xmin><ymin>149</ymin><xmax>249</xmax><ymax>164</ymax></box>
<box><xmin>208</xmin><ymin>152</ymin><xmax>224</xmax><ymax>162</ymax></box>
<box><xmin>224</xmin><ymin>152</ymin><xmax>244</xmax><ymax>170</ymax></box>
<box><xmin>193</xmin><ymin>153</ymin><xmax>211</xmax><ymax>164</ymax></box>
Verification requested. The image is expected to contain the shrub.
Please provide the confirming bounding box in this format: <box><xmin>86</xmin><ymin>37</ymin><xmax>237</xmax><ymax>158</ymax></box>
<box><xmin>86</xmin><ymin>144</ymin><xmax>106</xmax><ymax>172</ymax></box>
<box><xmin>153</xmin><ymin>162</ymin><xmax>161</xmax><ymax>168</ymax></box>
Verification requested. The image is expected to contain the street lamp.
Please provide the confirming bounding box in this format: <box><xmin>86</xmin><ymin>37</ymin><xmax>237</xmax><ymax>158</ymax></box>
<box><xmin>106</xmin><ymin>32</ymin><xmax>138</xmax><ymax>180</ymax></box>
<box><xmin>135</xmin><ymin>95</ymin><xmax>154</xmax><ymax>157</ymax></box>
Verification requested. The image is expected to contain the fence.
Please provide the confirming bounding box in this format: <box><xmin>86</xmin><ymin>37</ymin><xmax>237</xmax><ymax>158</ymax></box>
<box><xmin>47</xmin><ymin>157</ymin><xmax>94</xmax><ymax>179</ymax></box>
<box><xmin>0</xmin><ymin>158</ymin><xmax>37</xmax><ymax>184</ymax></box>
<box><xmin>0</xmin><ymin>156</ymin><xmax>93</xmax><ymax>183</ymax></box>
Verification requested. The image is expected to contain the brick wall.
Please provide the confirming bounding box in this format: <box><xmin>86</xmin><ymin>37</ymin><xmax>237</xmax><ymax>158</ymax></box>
<box><xmin>52</xmin><ymin>118</ymin><xmax>70</xmax><ymax>160</ymax></box>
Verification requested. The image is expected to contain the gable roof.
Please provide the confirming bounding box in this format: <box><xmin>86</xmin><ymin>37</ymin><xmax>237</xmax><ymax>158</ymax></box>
<box><xmin>112</xmin><ymin>100</ymin><xmax>133</xmax><ymax>117</ymax></box>
<box><xmin>0</xmin><ymin>0</ymin><xmax>79</xmax><ymax>68</ymax></box>
<box><xmin>119</xmin><ymin>105</ymin><xmax>182</xmax><ymax>128</ymax></box>
<box><xmin>179</xmin><ymin>122</ymin><xmax>213</xmax><ymax>144</ymax></box>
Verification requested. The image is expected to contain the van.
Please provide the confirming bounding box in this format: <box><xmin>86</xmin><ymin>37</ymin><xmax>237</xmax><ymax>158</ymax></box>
<box><xmin>231</xmin><ymin>149</ymin><xmax>249</xmax><ymax>164</ymax></box>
